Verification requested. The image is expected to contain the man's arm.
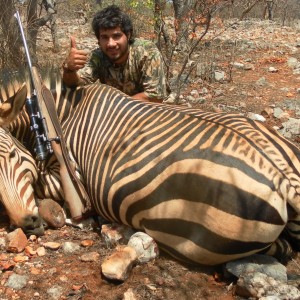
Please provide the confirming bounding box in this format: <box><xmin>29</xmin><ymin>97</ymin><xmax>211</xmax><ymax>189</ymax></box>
<box><xmin>136</xmin><ymin>42</ymin><xmax>170</xmax><ymax>103</ymax></box>
<box><xmin>62</xmin><ymin>68</ymin><xmax>83</xmax><ymax>87</ymax></box>
<box><xmin>131</xmin><ymin>92</ymin><xmax>161</xmax><ymax>103</ymax></box>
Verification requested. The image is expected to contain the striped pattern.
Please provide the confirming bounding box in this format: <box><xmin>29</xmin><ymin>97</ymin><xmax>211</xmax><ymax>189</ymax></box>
<box><xmin>60</xmin><ymin>83</ymin><xmax>300</xmax><ymax>265</ymax></box>
<box><xmin>1</xmin><ymin>69</ymin><xmax>300</xmax><ymax>264</ymax></box>
<box><xmin>0</xmin><ymin>127</ymin><xmax>44</xmax><ymax>235</ymax></box>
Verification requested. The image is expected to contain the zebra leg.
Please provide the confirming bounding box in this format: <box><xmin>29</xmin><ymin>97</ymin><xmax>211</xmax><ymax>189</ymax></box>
<box><xmin>284</xmin><ymin>215</ymin><xmax>300</xmax><ymax>251</ymax></box>
<box><xmin>261</xmin><ymin>237</ymin><xmax>295</xmax><ymax>264</ymax></box>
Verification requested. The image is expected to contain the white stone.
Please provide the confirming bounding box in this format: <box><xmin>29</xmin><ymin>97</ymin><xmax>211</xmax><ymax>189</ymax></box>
<box><xmin>127</xmin><ymin>232</ymin><xmax>159</xmax><ymax>264</ymax></box>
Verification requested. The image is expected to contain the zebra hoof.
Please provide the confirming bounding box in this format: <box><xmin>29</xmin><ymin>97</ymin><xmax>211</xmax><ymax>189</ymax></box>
<box><xmin>38</xmin><ymin>199</ymin><xmax>66</xmax><ymax>228</ymax></box>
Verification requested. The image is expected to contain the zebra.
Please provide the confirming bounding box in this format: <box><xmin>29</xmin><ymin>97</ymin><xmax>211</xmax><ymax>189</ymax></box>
<box><xmin>0</xmin><ymin>83</ymin><xmax>45</xmax><ymax>235</ymax></box>
<box><xmin>1</xmin><ymin>69</ymin><xmax>300</xmax><ymax>265</ymax></box>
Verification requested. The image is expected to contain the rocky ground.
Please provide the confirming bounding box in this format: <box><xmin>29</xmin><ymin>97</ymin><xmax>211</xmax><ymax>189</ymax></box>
<box><xmin>1</xmin><ymin>14</ymin><xmax>300</xmax><ymax>300</ymax></box>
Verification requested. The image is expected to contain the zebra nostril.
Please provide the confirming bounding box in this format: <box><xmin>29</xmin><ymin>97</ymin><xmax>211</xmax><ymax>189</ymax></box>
<box><xmin>23</xmin><ymin>214</ymin><xmax>42</xmax><ymax>230</ymax></box>
<box><xmin>31</xmin><ymin>215</ymin><xmax>38</xmax><ymax>223</ymax></box>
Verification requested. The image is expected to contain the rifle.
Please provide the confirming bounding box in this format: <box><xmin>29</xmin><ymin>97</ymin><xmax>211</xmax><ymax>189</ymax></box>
<box><xmin>14</xmin><ymin>11</ymin><xmax>91</xmax><ymax>220</ymax></box>
<box><xmin>15</xmin><ymin>10</ymin><xmax>52</xmax><ymax>161</ymax></box>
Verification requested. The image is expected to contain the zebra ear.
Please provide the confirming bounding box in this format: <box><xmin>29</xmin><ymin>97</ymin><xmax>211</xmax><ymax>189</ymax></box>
<box><xmin>0</xmin><ymin>83</ymin><xmax>27</xmax><ymax>126</ymax></box>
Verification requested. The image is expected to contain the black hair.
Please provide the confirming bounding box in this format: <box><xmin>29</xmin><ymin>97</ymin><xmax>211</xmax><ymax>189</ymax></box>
<box><xmin>92</xmin><ymin>5</ymin><xmax>134</xmax><ymax>44</ymax></box>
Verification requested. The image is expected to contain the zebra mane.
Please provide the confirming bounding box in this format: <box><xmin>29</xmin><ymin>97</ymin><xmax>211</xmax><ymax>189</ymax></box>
<box><xmin>0</xmin><ymin>66</ymin><xmax>63</xmax><ymax>101</ymax></box>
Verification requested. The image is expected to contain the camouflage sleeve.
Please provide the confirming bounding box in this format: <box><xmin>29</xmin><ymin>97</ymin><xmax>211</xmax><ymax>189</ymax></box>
<box><xmin>77</xmin><ymin>49</ymin><xmax>101</xmax><ymax>85</ymax></box>
<box><xmin>141</xmin><ymin>48</ymin><xmax>170</xmax><ymax>101</ymax></box>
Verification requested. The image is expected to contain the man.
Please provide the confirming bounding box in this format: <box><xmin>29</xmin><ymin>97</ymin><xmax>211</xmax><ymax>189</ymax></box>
<box><xmin>62</xmin><ymin>5</ymin><xmax>169</xmax><ymax>103</ymax></box>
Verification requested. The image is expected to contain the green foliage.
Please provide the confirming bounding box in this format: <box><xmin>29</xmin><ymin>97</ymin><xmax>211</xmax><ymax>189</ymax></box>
<box><xmin>128</xmin><ymin>0</ymin><xmax>154</xmax><ymax>9</ymax></box>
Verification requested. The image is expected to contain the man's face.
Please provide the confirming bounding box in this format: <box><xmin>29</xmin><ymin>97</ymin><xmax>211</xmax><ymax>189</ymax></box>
<box><xmin>98</xmin><ymin>26</ymin><xmax>130</xmax><ymax>64</ymax></box>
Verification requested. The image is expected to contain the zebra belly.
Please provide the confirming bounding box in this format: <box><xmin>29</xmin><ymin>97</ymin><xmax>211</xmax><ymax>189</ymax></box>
<box><xmin>97</xmin><ymin>158</ymin><xmax>287</xmax><ymax>265</ymax></box>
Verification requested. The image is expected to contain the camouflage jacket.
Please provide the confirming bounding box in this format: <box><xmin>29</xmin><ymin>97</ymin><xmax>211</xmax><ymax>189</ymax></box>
<box><xmin>78</xmin><ymin>38</ymin><xmax>170</xmax><ymax>101</ymax></box>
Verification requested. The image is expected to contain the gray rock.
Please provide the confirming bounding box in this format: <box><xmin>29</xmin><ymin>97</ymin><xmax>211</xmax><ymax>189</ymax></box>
<box><xmin>47</xmin><ymin>285</ymin><xmax>64</xmax><ymax>300</ymax></box>
<box><xmin>5</xmin><ymin>274</ymin><xmax>28</xmax><ymax>290</ymax></box>
<box><xmin>236</xmin><ymin>272</ymin><xmax>300</xmax><ymax>299</ymax></box>
<box><xmin>273</xmin><ymin>107</ymin><xmax>284</xmax><ymax>118</ymax></box>
<box><xmin>256</xmin><ymin>77</ymin><xmax>268</xmax><ymax>86</ymax></box>
<box><xmin>244</xmin><ymin>63</ymin><xmax>255</xmax><ymax>70</ymax></box>
<box><xmin>214</xmin><ymin>70</ymin><xmax>225</xmax><ymax>82</ymax></box>
<box><xmin>287</xmin><ymin>57</ymin><xmax>299</xmax><ymax>68</ymax></box>
<box><xmin>225</xmin><ymin>254</ymin><xmax>287</xmax><ymax>282</ymax></box>
<box><xmin>280</xmin><ymin>118</ymin><xmax>300</xmax><ymax>136</ymax></box>
<box><xmin>62</xmin><ymin>241</ymin><xmax>80</xmax><ymax>253</ymax></box>
<box><xmin>128</xmin><ymin>232</ymin><xmax>159</xmax><ymax>264</ymax></box>
<box><xmin>232</xmin><ymin>62</ymin><xmax>244</xmax><ymax>69</ymax></box>
<box><xmin>199</xmin><ymin>87</ymin><xmax>209</xmax><ymax>95</ymax></box>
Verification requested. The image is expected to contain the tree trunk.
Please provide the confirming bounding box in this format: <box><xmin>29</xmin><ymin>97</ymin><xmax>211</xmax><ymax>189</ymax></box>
<box><xmin>0</xmin><ymin>0</ymin><xmax>23</xmax><ymax>68</ymax></box>
<box><xmin>172</xmin><ymin>0</ymin><xmax>192</xmax><ymax>49</ymax></box>
<box><xmin>239</xmin><ymin>0</ymin><xmax>263</xmax><ymax>20</ymax></box>
<box><xmin>27</xmin><ymin>0</ymin><xmax>59</xmax><ymax>65</ymax></box>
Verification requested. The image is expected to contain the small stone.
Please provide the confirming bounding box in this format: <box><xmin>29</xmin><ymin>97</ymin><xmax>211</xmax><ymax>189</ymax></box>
<box><xmin>5</xmin><ymin>274</ymin><xmax>28</xmax><ymax>290</ymax></box>
<box><xmin>0</xmin><ymin>237</ymin><xmax>6</xmax><ymax>248</ymax></box>
<box><xmin>80</xmin><ymin>251</ymin><xmax>100</xmax><ymax>262</ymax></box>
<box><xmin>72</xmin><ymin>284</ymin><xmax>83</xmax><ymax>291</ymax></box>
<box><xmin>268</xmin><ymin>67</ymin><xmax>278</xmax><ymax>73</ymax></box>
<box><xmin>6</xmin><ymin>229</ymin><xmax>28</xmax><ymax>253</ymax></box>
<box><xmin>214</xmin><ymin>70</ymin><xmax>226</xmax><ymax>82</ymax></box>
<box><xmin>244</xmin><ymin>63</ymin><xmax>254</xmax><ymax>70</ymax></box>
<box><xmin>101</xmin><ymin>246</ymin><xmax>138</xmax><ymax>281</ymax></box>
<box><xmin>261</xmin><ymin>107</ymin><xmax>274</xmax><ymax>118</ymax></box>
<box><xmin>123</xmin><ymin>288</ymin><xmax>138</xmax><ymax>300</ymax></box>
<box><xmin>43</xmin><ymin>242</ymin><xmax>61</xmax><ymax>250</ymax></box>
<box><xmin>59</xmin><ymin>275</ymin><xmax>68</xmax><ymax>282</ymax></box>
<box><xmin>1</xmin><ymin>261</ymin><xmax>15</xmax><ymax>271</ymax></box>
<box><xmin>62</xmin><ymin>241</ymin><xmax>80</xmax><ymax>253</ymax></box>
<box><xmin>30</xmin><ymin>267</ymin><xmax>41</xmax><ymax>275</ymax></box>
<box><xmin>128</xmin><ymin>232</ymin><xmax>159</xmax><ymax>264</ymax></box>
<box><xmin>232</xmin><ymin>62</ymin><xmax>244</xmax><ymax>69</ymax></box>
<box><xmin>36</xmin><ymin>246</ymin><xmax>46</xmax><ymax>256</ymax></box>
<box><xmin>255</xmin><ymin>77</ymin><xmax>268</xmax><ymax>86</ymax></box>
<box><xmin>38</xmin><ymin>199</ymin><xmax>66</xmax><ymax>228</ymax></box>
<box><xmin>246</xmin><ymin>112</ymin><xmax>266</xmax><ymax>122</ymax></box>
<box><xmin>28</xmin><ymin>235</ymin><xmax>37</xmax><ymax>242</ymax></box>
<box><xmin>236</xmin><ymin>272</ymin><xmax>300</xmax><ymax>299</ymax></box>
<box><xmin>286</xmin><ymin>92</ymin><xmax>294</xmax><ymax>98</ymax></box>
<box><xmin>47</xmin><ymin>285</ymin><xmax>64</xmax><ymax>299</ymax></box>
<box><xmin>81</xmin><ymin>240</ymin><xmax>94</xmax><ymax>247</ymax></box>
<box><xmin>13</xmin><ymin>255</ymin><xmax>28</xmax><ymax>263</ymax></box>
<box><xmin>101</xmin><ymin>223</ymin><xmax>135</xmax><ymax>248</ymax></box>
<box><xmin>0</xmin><ymin>253</ymin><xmax>8</xmax><ymax>260</ymax></box>
<box><xmin>25</xmin><ymin>246</ymin><xmax>37</xmax><ymax>256</ymax></box>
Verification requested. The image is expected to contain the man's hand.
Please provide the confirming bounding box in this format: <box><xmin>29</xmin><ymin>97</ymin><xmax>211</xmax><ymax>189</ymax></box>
<box><xmin>64</xmin><ymin>36</ymin><xmax>88</xmax><ymax>71</ymax></box>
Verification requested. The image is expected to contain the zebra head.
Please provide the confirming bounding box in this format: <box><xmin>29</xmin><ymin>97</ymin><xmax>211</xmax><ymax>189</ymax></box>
<box><xmin>0</xmin><ymin>83</ymin><xmax>45</xmax><ymax>236</ymax></box>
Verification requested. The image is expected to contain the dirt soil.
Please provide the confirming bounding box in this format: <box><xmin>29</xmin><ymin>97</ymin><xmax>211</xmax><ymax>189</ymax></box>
<box><xmin>1</xmin><ymin>16</ymin><xmax>300</xmax><ymax>300</ymax></box>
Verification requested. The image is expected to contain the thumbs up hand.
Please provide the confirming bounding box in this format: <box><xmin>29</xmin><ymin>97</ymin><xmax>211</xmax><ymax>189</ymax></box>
<box><xmin>64</xmin><ymin>36</ymin><xmax>88</xmax><ymax>71</ymax></box>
